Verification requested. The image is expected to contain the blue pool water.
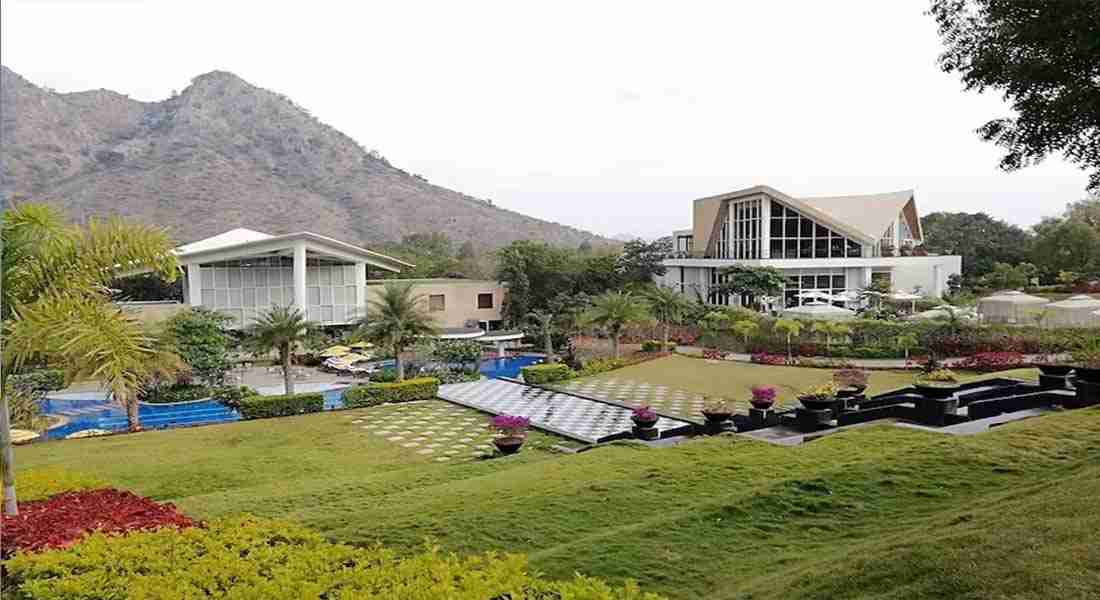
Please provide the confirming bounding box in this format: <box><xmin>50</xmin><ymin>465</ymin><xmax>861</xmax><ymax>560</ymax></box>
<box><xmin>38</xmin><ymin>356</ymin><xmax>541</xmax><ymax>441</ymax></box>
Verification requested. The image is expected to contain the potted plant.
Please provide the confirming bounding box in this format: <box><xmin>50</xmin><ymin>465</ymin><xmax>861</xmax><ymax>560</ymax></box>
<box><xmin>914</xmin><ymin>368</ymin><xmax>961</xmax><ymax>399</ymax></box>
<box><xmin>489</xmin><ymin>414</ymin><xmax>530</xmax><ymax>455</ymax></box>
<box><xmin>798</xmin><ymin>381</ymin><xmax>839</xmax><ymax>410</ymax></box>
<box><xmin>749</xmin><ymin>385</ymin><xmax>777</xmax><ymax>410</ymax></box>
<box><xmin>1071</xmin><ymin>341</ymin><xmax>1100</xmax><ymax>383</ymax></box>
<box><xmin>701</xmin><ymin>398</ymin><xmax>735</xmax><ymax>424</ymax></box>
<box><xmin>1035</xmin><ymin>353</ymin><xmax>1075</xmax><ymax>376</ymax></box>
<box><xmin>631</xmin><ymin>405</ymin><xmax>659</xmax><ymax>429</ymax></box>
<box><xmin>833</xmin><ymin>369</ymin><xmax>869</xmax><ymax>397</ymax></box>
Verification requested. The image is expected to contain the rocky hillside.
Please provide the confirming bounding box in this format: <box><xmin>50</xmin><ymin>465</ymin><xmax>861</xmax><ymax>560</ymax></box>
<box><xmin>0</xmin><ymin>66</ymin><xmax>608</xmax><ymax>250</ymax></box>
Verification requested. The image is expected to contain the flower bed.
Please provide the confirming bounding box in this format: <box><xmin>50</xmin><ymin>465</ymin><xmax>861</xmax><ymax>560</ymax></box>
<box><xmin>954</xmin><ymin>351</ymin><xmax>1028</xmax><ymax>373</ymax></box>
<box><xmin>750</xmin><ymin>352</ymin><xmax>788</xmax><ymax>366</ymax></box>
<box><xmin>1</xmin><ymin>488</ymin><xmax>194</xmax><ymax>557</ymax></box>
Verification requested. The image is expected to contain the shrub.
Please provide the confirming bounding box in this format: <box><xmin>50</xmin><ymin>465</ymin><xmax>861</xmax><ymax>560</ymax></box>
<box><xmin>3</xmin><ymin>516</ymin><xmax>664</xmax><ymax>600</ymax></box>
<box><xmin>140</xmin><ymin>383</ymin><xmax>212</xmax><ymax>404</ymax></box>
<box><xmin>164</xmin><ymin>307</ymin><xmax>234</xmax><ymax>386</ymax></box>
<box><xmin>640</xmin><ymin>340</ymin><xmax>675</xmax><ymax>352</ymax></box>
<box><xmin>429</xmin><ymin>369</ymin><xmax>483</xmax><ymax>384</ymax></box>
<box><xmin>433</xmin><ymin>339</ymin><xmax>484</xmax><ymax>364</ymax></box>
<box><xmin>1</xmin><ymin>489</ymin><xmax>194</xmax><ymax>557</ymax></box>
<box><xmin>373</xmin><ymin>367</ymin><xmax>399</xmax><ymax>383</ymax></box>
<box><xmin>9</xmin><ymin>468</ymin><xmax>107</xmax><ymax>503</ymax></box>
<box><xmin>211</xmin><ymin>385</ymin><xmax>260</xmax><ymax>410</ymax></box>
<box><xmin>955</xmin><ymin>351</ymin><xmax>1027</xmax><ymax>372</ymax></box>
<box><xmin>237</xmin><ymin>393</ymin><xmax>324</xmax><ymax>419</ymax></box>
<box><xmin>343</xmin><ymin>377</ymin><xmax>440</xmax><ymax>408</ymax></box>
<box><xmin>577</xmin><ymin>357</ymin><xmax>630</xmax><ymax>377</ymax></box>
<box><xmin>9</xmin><ymin>368</ymin><xmax>65</xmax><ymax>393</ymax></box>
<box><xmin>521</xmin><ymin>363</ymin><xmax>574</xmax><ymax>384</ymax></box>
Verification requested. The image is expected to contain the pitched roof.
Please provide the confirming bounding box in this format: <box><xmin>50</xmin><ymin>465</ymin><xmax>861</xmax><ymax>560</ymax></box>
<box><xmin>798</xmin><ymin>190</ymin><xmax>913</xmax><ymax>241</ymax></box>
<box><xmin>176</xmin><ymin>228</ymin><xmax>273</xmax><ymax>254</ymax></box>
<box><xmin>175</xmin><ymin>228</ymin><xmax>413</xmax><ymax>272</ymax></box>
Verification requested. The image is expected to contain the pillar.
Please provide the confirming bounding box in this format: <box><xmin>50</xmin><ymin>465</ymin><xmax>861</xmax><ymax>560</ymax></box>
<box><xmin>354</xmin><ymin>261</ymin><xmax>367</xmax><ymax>322</ymax></box>
<box><xmin>496</xmin><ymin>341</ymin><xmax>505</xmax><ymax>359</ymax></box>
<box><xmin>186</xmin><ymin>264</ymin><xmax>202</xmax><ymax>307</ymax></box>
<box><xmin>293</xmin><ymin>242</ymin><xmax>308</xmax><ymax>317</ymax></box>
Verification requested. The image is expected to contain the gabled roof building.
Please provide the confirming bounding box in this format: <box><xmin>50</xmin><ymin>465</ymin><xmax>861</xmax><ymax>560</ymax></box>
<box><xmin>659</xmin><ymin>185</ymin><xmax>962</xmax><ymax>307</ymax></box>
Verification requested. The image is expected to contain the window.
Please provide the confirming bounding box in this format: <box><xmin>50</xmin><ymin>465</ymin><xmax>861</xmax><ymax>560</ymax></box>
<box><xmin>477</xmin><ymin>293</ymin><xmax>494</xmax><ymax>309</ymax></box>
<box><xmin>717</xmin><ymin>197</ymin><xmax>763</xmax><ymax>259</ymax></box>
<box><xmin>768</xmin><ymin>199</ymin><xmax>863</xmax><ymax>259</ymax></box>
<box><xmin>782</xmin><ymin>268</ymin><xmax>849</xmax><ymax>307</ymax></box>
<box><xmin>429</xmin><ymin>294</ymin><xmax>446</xmax><ymax>312</ymax></box>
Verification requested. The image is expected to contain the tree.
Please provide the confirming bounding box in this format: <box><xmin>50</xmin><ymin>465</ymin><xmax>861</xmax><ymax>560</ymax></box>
<box><xmin>731</xmin><ymin>320</ymin><xmax>759</xmax><ymax>348</ymax></box>
<box><xmin>246</xmin><ymin>305</ymin><xmax>317</xmax><ymax>395</ymax></box>
<box><xmin>355</xmin><ymin>282</ymin><xmax>438</xmax><ymax>381</ymax></box>
<box><xmin>811</xmin><ymin>321</ymin><xmax>851</xmax><ymax>353</ymax></box>
<box><xmin>773</xmin><ymin>319</ymin><xmax>803</xmax><ymax>360</ymax></box>
<box><xmin>981</xmin><ymin>262</ymin><xmax>1038</xmax><ymax>290</ymax></box>
<box><xmin>930</xmin><ymin>0</ymin><xmax>1100</xmax><ymax>191</ymax></box>
<box><xmin>2</xmin><ymin>203</ymin><xmax>179</xmax><ymax>514</ymax></box>
<box><xmin>164</xmin><ymin>308</ymin><xmax>234</xmax><ymax>387</ymax></box>
<box><xmin>920</xmin><ymin>212</ymin><xmax>1032</xmax><ymax>280</ymax></box>
<box><xmin>527</xmin><ymin>311</ymin><xmax>556</xmax><ymax>360</ymax></box>
<box><xmin>616</xmin><ymin>239</ymin><xmax>669</xmax><ymax>285</ymax></box>
<box><xmin>581</xmin><ymin>292</ymin><xmax>652</xmax><ymax>359</ymax></box>
<box><xmin>643</xmin><ymin>286</ymin><xmax>691</xmax><ymax>350</ymax></box>
<box><xmin>894</xmin><ymin>333</ymin><xmax>919</xmax><ymax>360</ymax></box>
<box><xmin>1031</xmin><ymin>219</ymin><xmax>1100</xmax><ymax>278</ymax></box>
<box><xmin>712</xmin><ymin>265</ymin><xmax>786</xmax><ymax>309</ymax></box>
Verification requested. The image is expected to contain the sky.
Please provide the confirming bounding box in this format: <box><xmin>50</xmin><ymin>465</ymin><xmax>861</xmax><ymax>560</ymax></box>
<box><xmin>1</xmin><ymin>0</ymin><xmax>1090</xmax><ymax>240</ymax></box>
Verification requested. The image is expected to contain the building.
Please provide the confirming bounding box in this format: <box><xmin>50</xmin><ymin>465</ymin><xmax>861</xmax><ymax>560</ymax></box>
<box><xmin>655</xmin><ymin>185</ymin><xmax>962</xmax><ymax>307</ymax></box>
<box><xmin>365</xmin><ymin>278</ymin><xmax>506</xmax><ymax>330</ymax></box>
<box><xmin>174</xmin><ymin>228</ymin><xmax>411</xmax><ymax>328</ymax></box>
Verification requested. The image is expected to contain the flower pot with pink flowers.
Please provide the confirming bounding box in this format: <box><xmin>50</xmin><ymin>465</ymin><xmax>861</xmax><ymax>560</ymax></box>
<box><xmin>749</xmin><ymin>385</ymin><xmax>777</xmax><ymax>410</ymax></box>
<box><xmin>489</xmin><ymin>414</ymin><xmax>530</xmax><ymax>455</ymax></box>
<box><xmin>631</xmin><ymin>405</ymin><xmax>659</xmax><ymax>429</ymax></box>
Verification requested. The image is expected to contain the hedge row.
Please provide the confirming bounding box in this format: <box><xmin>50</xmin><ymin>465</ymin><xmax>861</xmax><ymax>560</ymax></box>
<box><xmin>521</xmin><ymin>363</ymin><xmax>573</xmax><ymax>384</ymax></box>
<box><xmin>8</xmin><ymin>468</ymin><xmax>107</xmax><ymax>504</ymax></box>
<box><xmin>237</xmin><ymin>393</ymin><xmax>324</xmax><ymax>419</ymax></box>
<box><xmin>343</xmin><ymin>377</ymin><xmax>440</xmax><ymax>408</ymax></box>
<box><xmin>3</xmin><ymin>515</ymin><xmax>663</xmax><ymax>599</ymax></box>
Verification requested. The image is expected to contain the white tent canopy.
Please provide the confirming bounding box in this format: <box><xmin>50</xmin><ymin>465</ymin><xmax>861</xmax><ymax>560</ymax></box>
<box><xmin>1043</xmin><ymin>295</ymin><xmax>1100</xmax><ymax>328</ymax></box>
<box><xmin>977</xmin><ymin>290</ymin><xmax>1050</xmax><ymax>324</ymax></box>
<box><xmin>783</xmin><ymin>301</ymin><xmax>857</xmax><ymax>321</ymax></box>
<box><xmin>889</xmin><ymin>290</ymin><xmax>923</xmax><ymax>312</ymax></box>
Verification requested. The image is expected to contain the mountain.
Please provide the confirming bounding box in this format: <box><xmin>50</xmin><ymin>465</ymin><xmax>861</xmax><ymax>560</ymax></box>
<box><xmin>0</xmin><ymin>66</ymin><xmax>610</xmax><ymax>250</ymax></box>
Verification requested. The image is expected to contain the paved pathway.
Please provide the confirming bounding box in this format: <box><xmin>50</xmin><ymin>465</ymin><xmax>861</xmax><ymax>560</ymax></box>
<box><xmin>556</xmin><ymin>378</ymin><xmax>712</xmax><ymax>424</ymax></box>
<box><xmin>438</xmin><ymin>379</ymin><xmax>694</xmax><ymax>444</ymax></box>
<box><xmin>344</xmin><ymin>400</ymin><xmax>498</xmax><ymax>462</ymax></box>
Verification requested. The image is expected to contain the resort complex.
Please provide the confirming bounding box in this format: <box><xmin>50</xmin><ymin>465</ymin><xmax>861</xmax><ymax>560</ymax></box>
<box><xmin>659</xmin><ymin>185</ymin><xmax>962</xmax><ymax>307</ymax></box>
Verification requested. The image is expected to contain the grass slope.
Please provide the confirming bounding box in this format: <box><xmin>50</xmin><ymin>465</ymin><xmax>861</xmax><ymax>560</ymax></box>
<box><xmin>13</xmin><ymin>366</ymin><xmax>1095</xmax><ymax>599</ymax></box>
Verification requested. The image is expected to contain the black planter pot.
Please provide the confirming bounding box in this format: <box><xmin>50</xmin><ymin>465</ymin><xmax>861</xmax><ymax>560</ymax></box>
<box><xmin>634</xmin><ymin>426</ymin><xmax>660</xmax><ymax>441</ymax></box>
<box><xmin>702</xmin><ymin>411</ymin><xmax>733</xmax><ymax>424</ymax></box>
<box><xmin>798</xmin><ymin>396</ymin><xmax>835</xmax><ymax>410</ymax></box>
<box><xmin>1037</xmin><ymin>364</ymin><xmax>1074</xmax><ymax>377</ymax></box>
<box><xmin>1074</xmin><ymin>367</ymin><xmax>1100</xmax><ymax>384</ymax></box>
<box><xmin>493</xmin><ymin>437</ymin><xmax>525</xmax><ymax>455</ymax></box>
<box><xmin>749</xmin><ymin>400</ymin><xmax>775</xmax><ymax>411</ymax></box>
<box><xmin>913</xmin><ymin>383</ymin><xmax>960</xmax><ymax>400</ymax></box>
<box><xmin>632</xmin><ymin>417</ymin><xmax>659</xmax><ymax>429</ymax></box>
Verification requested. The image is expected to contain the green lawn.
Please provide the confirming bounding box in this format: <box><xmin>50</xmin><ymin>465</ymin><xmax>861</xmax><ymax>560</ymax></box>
<box><xmin>13</xmin><ymin>361</ymin><xmax>1097</xmax><ymax>600</ymax></box>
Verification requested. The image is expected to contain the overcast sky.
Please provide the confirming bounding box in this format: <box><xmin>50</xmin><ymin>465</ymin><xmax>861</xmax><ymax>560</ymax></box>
<box><xmin>2</xmin><ymin>0</ymin><xmax>1090</xmax><ymax>239</ymax></box>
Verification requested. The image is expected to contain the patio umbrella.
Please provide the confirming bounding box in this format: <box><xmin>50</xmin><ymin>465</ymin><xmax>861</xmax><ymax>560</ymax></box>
<box><xmin>1044</xmin><ymin>295</ymin><xmax>1100</xmax><ymax>328</ymax></box>
<box><xmin>319</xmin><ymin>345</ymin><xmax>351</xmax><ymax>357</ymax></box>
<box><xmin>348</xmin><ymin>341</ymin><xmax>374</xmax><ymax>350</ymax></box>
<box><xmin>977</xmin><ymin>290</ymin><xmax>1050</xmax><ymax>324</ymax></box>
<box><xmin>340</xmin><ymin>353</ymin><xmax>371</xmax><ymax>363</ymax></box>
<box><xmin>782</xmin><ymin>302</ymin><xmax>857</xmax><ymax>321</ymax></box>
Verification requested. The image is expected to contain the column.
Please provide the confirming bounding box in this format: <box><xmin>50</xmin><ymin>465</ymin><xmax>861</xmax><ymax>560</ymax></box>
<box><xmin>186</xmin><ymin>264</ymin><xmax>202</xmax><ymax>307</ymax></box>
<box><xmin>293</xmin><ymin>242</ymin><xmax>308</xmax><ymax>317</ymax></box>
<box><xmin>932</xmin><ymin>265</ymin><xmax>943</xmax><ymax>297</ymax></box>
<box><xmin>354</xmin><ymin>261</ymin><xmax>367</xmax><ymax>321</ymax></box>
<box><xmin>496</xmin><ymin>341</ymin><xmax>505</xmax><ymax>359</ymax></box>
<box><xmin>760</xmin><ymin>195</ymin><xmax>771</xmax><ymax>259</ymax></box>
<box><xmin>861</xmin><ymin>267</ymin><xmax>873</xmax><ymax>288</ymax></box>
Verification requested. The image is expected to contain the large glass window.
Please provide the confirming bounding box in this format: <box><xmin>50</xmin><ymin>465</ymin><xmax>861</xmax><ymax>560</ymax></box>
<box><xmin>768</xmin><ymin>200</ymin><xmax>863</xmax><ymax>259</ymax></box>
<box><xmin>782</xmin><ymin>269</ymin><xmax>849</xmax><ymax>307</ymax></box>
<box><xmin>718</xmin><ymin>198</ymin><xmax>763</xmax><ymax>259</ymax></box>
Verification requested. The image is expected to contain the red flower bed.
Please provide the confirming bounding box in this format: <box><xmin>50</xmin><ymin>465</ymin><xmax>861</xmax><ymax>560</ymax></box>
<box><xmin>702</xmin><ymin>349</ymin><xmax>725</xmax><ymax>360</ymax></box>
<box><xmin>751</xmin><ymin>352</ymin><xmax>789</xmax><ymax>366</ymax></box>
<box><xmin>1</xmin><ymin>489</ymin><xmax>194</xmax><ymax>557</ymax></box>
<box><xmin>954</xmin><ymin>351</ymin><xmax>1027</xmax><ymax>373</ymax></box>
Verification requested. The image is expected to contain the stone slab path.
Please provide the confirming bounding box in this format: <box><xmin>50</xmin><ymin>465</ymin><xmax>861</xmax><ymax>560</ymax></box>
<box><xmin>438</xmin><ymin>379</ymin><xmax>694</xmax><ymax>444</ymax></box>
<box><xmin>343</xmin><ymin>400</ymin><xmax>498</xmax><ymax>462</ymax></box>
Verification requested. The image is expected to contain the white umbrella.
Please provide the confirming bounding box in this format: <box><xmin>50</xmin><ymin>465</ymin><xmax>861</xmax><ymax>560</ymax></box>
<box><xmin>1045</xmin><ymin>295</ymin><xmax>1100</xmax><ymax>328</ymax></box>
<box><xmin>977</xmin><ymin>290</ymin><xmax>1050</xmax><ymax>324</ymax></box>
<box><xmin>783</xmin><ymin>301</ymin><xmax>857</xmax><ymax>321</ymax></box>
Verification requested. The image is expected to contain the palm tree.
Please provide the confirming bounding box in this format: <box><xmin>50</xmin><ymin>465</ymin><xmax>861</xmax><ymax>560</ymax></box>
<box><xmin>581</xmin><ymin>291</ymin><xmax>652</xmax><ymax>359</ymax></box>
<box><xmin>527</xmin><ymin>311</ymin><xmax>556</xmax><ymax>360</ymax></box>
<box><xmin>894</xmin><ymin>332</ymin><xmax>919</xmax><ymax>360</ymax></box>
<box><xmin>246</xmin><ymin>305</ymin><xmax>317</xmax><ymax>395</ymax></box>
<box><xmin>355</xmin><ymin>282</ymin><xmax>438</xmax><ymax>381</ymax></box>
<box><xmin>2</xmin><ymin>202</ymin><xmax>179</xmax><ymax>515</ymax></box>
<box><xmin>811</xmin><ymin>321</ymin><xmax>851</xmax><ymax>353</ymax></box>
<box><xmin>643</xmin><ymin>286</ymin><xmax>690</xmax><ymax>350</ymax></box>
<box><xmin>773</xmin><ymin>318</ymin><xmax>804</xmax><ymax>360</ymax></box>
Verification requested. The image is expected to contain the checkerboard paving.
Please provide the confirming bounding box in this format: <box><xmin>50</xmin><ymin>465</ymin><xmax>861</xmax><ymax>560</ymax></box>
<box><xmin>438</xmin><ymin>379</ymin><xmax>693</xmax><ymax>444</ymax></box>
<box><xmin>344</xmin><ymin>400</ymin><xmax>498</xmax><ymax>462</ymax></box>
<box><xmin>556</xmin><ymin>377</ymin><xmax>762</xmax><ymax>423</ymax></box>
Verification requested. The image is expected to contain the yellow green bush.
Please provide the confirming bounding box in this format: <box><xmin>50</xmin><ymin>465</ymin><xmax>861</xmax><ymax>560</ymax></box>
<box><xmin>342</xmin><ymin>377</ymin><xmax>440</xmax><ymax>408</ymax></box>
<box><xmin>4</xmin><ymin>515</ymin><xmax>664</xmax><ymax>599</ymax></box>
<box><xmin>521</xmin><ymin>363</ymin><xmax>574</xmax><ymax>384</ymax></box>
<box><xmin>8</xmin><ymin>467</ymin><xmax>107</xmax><ymax>503</ymax></box>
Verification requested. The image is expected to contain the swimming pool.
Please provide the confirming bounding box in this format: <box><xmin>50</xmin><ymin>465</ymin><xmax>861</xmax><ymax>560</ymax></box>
<box><xmin>38</xmin><ymin>355</ymin><xmax>542</xmax><ymax>440</ymax></box>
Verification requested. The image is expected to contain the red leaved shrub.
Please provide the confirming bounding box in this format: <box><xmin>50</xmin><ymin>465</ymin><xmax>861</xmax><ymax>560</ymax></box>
<box><xmin>1</xmin><ymin>489</ymin><xmax>194</xmax><ymax>557</ymax></box>
<box><xmin>954</xmin><ymin>351</ymin><xmax>1027</xmax><ymax>373</ymax></box>
<box><xmin>751</xmin><ymin>352</ymin><xmax>789</xmax><ymax>366</ymax></box>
